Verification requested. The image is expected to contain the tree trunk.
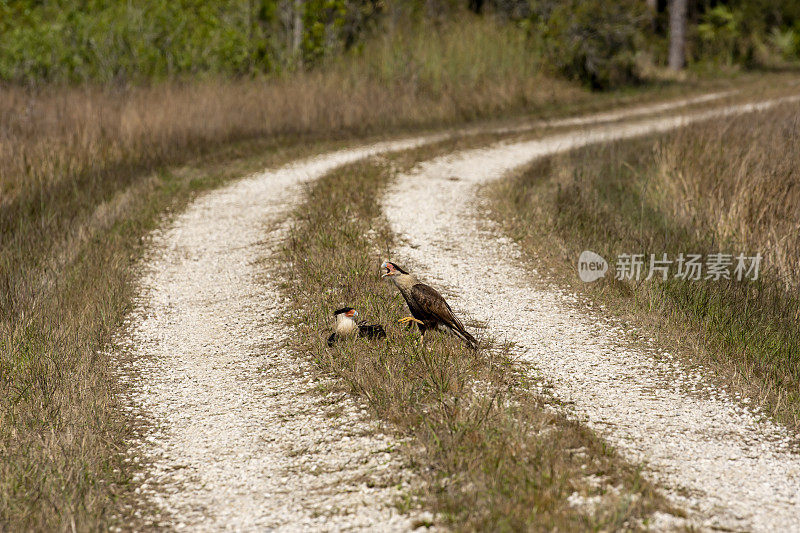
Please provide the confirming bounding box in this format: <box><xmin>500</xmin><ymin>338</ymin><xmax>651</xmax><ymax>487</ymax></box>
<box><xmin>646</xmin><ymin>0</ymin><xmax>657</xmax><ymax>31</ymax></box>
<box><xmin>292</xmin><ymin>0</ymin><xmax>304</xmax><ymax>67</ymax></box>
<box><xmin>468</xmin><ymin>0</ymin><xmax>484</xmax><ymax>14</ymax></box>
<box><xmin>668</xmin><ymin>0</ymin><xmax>687</xmax><ymax>70</ymax></box>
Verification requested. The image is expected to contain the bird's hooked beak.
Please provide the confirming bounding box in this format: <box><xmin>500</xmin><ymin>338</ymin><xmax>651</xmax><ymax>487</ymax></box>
<box><xmin>380</xmin><ymin>261</ymin><xmax>390</xmax><ymax>278</ymax></box>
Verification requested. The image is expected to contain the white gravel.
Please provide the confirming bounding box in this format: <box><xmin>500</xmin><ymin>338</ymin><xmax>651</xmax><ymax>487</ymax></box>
<box><xmin>114</xmin><ymin>138</ymin><xmax>439</xmax><ymax>530</ymax></box>
<box><xmin>382</xmin><ymin>97</ymin><xmax>800</xmax><ymax>531</ymax></box>
<box><xmin>484</xmin><ymin>91</ymin><xmax>734</xmax><ymax>134</ymax></box>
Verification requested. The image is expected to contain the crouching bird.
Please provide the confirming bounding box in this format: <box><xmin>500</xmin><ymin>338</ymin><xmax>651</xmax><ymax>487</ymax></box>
<box><xmin>380</xmin><ymin>261</ymin><xmax>478</xmax><ymax>348</ymax></box>
<box><xmin>327</xmin><ymin>307</ymin><xmax>386</xmax><ymax>346</ymax></box>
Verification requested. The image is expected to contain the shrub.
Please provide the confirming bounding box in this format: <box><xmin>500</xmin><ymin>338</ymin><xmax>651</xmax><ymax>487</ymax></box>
<box><xmin>535</xmin><ymin>0</ymin><xmax>646</xmax><ymax>90</ymax></box>
<box><xmin>696</xmin><ymin>5</ymin><xmax>743</xmax><ymax>66</ymax></box>
<box><xmin>768</xmin><ymin>26</ymin><xmax>799</xmax><ymax>61</ymax></box>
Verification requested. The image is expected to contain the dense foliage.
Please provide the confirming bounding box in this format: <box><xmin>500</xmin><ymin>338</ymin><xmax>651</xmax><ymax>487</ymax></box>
<box><xmin>533</xmin><ymin>0</ymin><xmax>646</xmax><ymax>89</ymax></box>
<box><xmin>692</xmin><ymin>0</ymin><xmax>800</xmax><ymax>65</ymax></box>
<box><xmin>1</xmin><ymin>0</ymin><xmax>799</xmax><ymax>87</ymax></box>
<box><xmin>0</xmin><ymin>0</ymin><xmax>380</xmax><ymax>82</ymax></box>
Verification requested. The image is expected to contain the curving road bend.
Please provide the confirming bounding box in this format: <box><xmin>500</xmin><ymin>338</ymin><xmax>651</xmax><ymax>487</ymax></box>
<box><xmin>382</xmin><ymin>97</ymin><xmax>800</xmax><ymax>531</ymax></box>
<box><xmin>112</xmin><ymin>92</ymin><xmax>793</xmax><ymax>530</ymax></box>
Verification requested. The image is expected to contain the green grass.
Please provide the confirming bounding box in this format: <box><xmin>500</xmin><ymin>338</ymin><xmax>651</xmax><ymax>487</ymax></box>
<box><xmin>489</xmin><ymin>102</ymin><xmax>800</xmax><ymax>429</ymax></box>
<box><xmin>273</xmin><ymin>138</ymin><xmax>673</xmax><ymax>530</ymax></box>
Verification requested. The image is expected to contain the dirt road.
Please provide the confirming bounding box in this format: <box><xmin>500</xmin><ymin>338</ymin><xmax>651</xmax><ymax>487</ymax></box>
<box><xmin>117</xmin><ymin>93</ymin><xmax>800</xmax><ymax>530</ymax></box>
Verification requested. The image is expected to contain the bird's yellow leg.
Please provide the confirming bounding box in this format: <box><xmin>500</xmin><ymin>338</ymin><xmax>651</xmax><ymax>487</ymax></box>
<box><xmin>397</xmin><ymin>316</ymin><xmax>424</xmax><ymax>325</ymax></box>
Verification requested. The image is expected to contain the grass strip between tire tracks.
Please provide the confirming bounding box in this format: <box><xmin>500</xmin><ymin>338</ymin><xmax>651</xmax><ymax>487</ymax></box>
<box><xmin>274</xmin><ymin>139</ymin><xmax>675</xmax><ymax>530</ymax></box>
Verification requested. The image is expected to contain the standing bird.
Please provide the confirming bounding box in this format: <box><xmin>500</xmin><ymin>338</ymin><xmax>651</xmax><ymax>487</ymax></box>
<box><xmin>380</xmin><ymin>261</ymin><xmax>478</xmax><ymax>348</ymax></box>
<box><xmin>327</xmin><ymin>307</ymin><xmax>386</xmax><ymax>347</ymax></box>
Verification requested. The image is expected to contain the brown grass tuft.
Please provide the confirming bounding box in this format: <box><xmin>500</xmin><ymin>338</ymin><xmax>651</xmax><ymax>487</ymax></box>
<box><xmin>654</xmin><ymin>104</ymin><xmax>800</xmax><ymax>289</ymax></box>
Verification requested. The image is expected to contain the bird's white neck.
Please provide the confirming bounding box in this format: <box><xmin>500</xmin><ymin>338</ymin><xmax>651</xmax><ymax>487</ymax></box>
<box><xmin>335</xmin><ymin>314</ymin><xmax>358</xmax><ymax>334</ymax></box>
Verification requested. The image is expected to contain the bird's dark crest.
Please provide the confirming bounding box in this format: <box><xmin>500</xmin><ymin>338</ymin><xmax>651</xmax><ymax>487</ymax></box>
<box><xmin>333</xmin><ymin>307</ymin><xmax>354</xmax><ymax>316</ymax></box>
<box><xmin>389</xmin><ymin>262</ymin><xmax>409</xmax><ymax>274</ymax></box>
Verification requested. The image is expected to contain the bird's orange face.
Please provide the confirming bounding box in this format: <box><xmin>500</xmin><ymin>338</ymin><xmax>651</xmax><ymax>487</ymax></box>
<box><xmin>381</xmin><ymin>261</ymin><xmax>398</xmax><ymax>278</ymax></box>
<box><xmin>345</xmin><ymin>309</ymin><xmax>357</xmax><ymax>318</ymax></box>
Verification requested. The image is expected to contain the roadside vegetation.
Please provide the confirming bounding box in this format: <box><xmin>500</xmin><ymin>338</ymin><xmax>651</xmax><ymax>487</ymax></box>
<box><xmin>275</xmin><ymin>142</ymin><xmax>673</xmax><ymax>529</ymax></box>
<box><xmin>490</xmin><ymin>101</ymin><xmax>800</xmax><ymax>430</ymax></box>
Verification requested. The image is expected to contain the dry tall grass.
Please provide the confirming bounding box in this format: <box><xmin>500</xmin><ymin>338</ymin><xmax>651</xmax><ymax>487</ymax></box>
<box><xmin>655</xmin><ymin>105</ymin><xmax>800</xmax><ymax>289</ymax></box>
<box><xmin>0</xmin><ymin>78</ymin><xmax>568</xmax><ymax>201</ymax></box>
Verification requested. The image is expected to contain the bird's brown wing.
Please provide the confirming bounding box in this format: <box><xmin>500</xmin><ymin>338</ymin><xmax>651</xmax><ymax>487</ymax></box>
<box><xmin>410</xmin><ymin>283</ymin><xmax>477</xmax><ymax>346</ymax></box>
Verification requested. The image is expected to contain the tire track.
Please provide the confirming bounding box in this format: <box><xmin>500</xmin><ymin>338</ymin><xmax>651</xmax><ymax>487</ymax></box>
<box><xmin>114</xmin><ymin>139</ymin><xmax>438</xmax><ymax>530</ymax></box>
<box><xmin>382</xmin><ymin>97</ymin><xmax>800</xmax><ymax>531</ymax></box>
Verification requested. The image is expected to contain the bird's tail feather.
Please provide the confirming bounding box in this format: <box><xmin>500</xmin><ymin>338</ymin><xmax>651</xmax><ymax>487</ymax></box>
<box><xmin>450</xmin><ymin>324</ymin><xmax>478</xmax><ymax>349</ymax></box>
